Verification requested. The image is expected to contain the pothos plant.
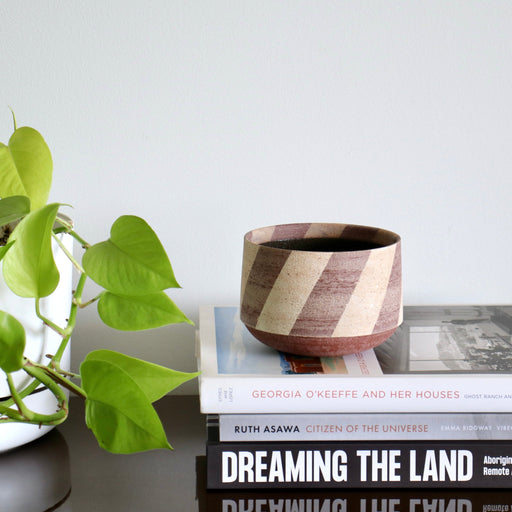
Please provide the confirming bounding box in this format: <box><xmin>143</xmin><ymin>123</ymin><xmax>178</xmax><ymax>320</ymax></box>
<box><xmin>0</xmin><ymin>112</ymin><xmax>197</xmax><ymax>454</ymax></box>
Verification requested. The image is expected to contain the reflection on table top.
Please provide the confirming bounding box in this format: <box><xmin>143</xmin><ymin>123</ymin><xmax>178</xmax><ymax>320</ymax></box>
<box><xmin>0</xmin><ymin>396</ymin><xmax>205</xmax><ymax>512</ymax></box>
<box><xmin>3</xmin><ymin>396</ymin><xmax>512</xmax><ymax>511</ymax></box>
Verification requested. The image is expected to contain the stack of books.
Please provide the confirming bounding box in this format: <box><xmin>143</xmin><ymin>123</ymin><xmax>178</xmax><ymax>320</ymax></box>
<box><xmin>197</xmin><ymin>304</ymin><xmax>512</xmax><ymax>489</ymax></box>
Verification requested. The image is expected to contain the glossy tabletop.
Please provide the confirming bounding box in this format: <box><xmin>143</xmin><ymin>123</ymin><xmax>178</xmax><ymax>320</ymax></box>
<box><xmin>0</xmin><ymin>396</ymin><xmax>206</xmax><ymax>512</ymax></box>
<box><xmin>4</xmin><ymin>396</ymin><xmax>512</xmax><ymax>511</ymax></box>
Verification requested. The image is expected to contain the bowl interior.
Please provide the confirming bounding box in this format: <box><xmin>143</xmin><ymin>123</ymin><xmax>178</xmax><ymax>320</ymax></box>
<box><xmin>246</xmin><ymin>222</ymin><xmax>400</xmax><ymax>250</ymax></box>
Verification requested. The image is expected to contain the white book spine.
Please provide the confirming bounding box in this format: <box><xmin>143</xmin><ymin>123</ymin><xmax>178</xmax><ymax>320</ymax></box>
<box><xmin>214</xmin><ymin>413</ymin><xmax>512</xmax><ymax>442</ymax></box>
<box><xmin>199</xmin><ymin>374</ymin><xmax>512</xmax><ymax>414</ymax></box>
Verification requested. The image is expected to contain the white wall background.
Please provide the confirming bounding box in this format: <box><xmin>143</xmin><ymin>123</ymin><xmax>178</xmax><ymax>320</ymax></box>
<box><xmin>1</xmin><ymin>1</ymin><xmax>511</xmax><ymax>393</ymax></box>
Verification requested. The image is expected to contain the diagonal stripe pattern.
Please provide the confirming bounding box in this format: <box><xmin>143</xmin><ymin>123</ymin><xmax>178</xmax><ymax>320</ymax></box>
<box><xmin>240</xmin><ymin>223</ymin><xmax>402</xmax><ymax>356</ymax></box>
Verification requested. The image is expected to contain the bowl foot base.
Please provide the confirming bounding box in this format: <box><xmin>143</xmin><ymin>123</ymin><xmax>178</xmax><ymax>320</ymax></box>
<box><xmin>245</xmin><ymin>326</ymin><xmax>397</xmax><ymax>357</ymax></box>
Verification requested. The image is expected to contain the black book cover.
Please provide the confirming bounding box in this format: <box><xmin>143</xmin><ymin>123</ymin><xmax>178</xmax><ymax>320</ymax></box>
<box><xmin>206</xmin><ymin>440</ymin><xmax>512</xmax><ymax>489</ymax></box>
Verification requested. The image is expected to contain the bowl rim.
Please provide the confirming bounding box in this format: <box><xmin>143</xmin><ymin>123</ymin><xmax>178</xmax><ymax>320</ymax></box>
<box><xmin>244</xmin><ymin>222</ymin><xmax>401</xmax><ymax>252</ymax></box>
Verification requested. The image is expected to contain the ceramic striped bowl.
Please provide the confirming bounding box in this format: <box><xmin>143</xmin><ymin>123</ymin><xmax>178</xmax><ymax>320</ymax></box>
<box><xmin>240</xmin><ymin>222</ymin><xmax>402</xmax><ymax>356</ymax></box>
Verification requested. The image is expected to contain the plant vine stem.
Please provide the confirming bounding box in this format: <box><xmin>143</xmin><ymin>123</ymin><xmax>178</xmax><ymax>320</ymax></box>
<box><xmin>0</xmin><ymin>379</ymin><xmax>40</xmax><ymax>409</ymax></box>
<box><xmin>0</xmin><ymin>402</ymin><xmax>25</xmax><ymax>422</ymax></box>
<box><xmin>6</xmin><ymin>373</ymin><xmax>33</xmax><ymax>420</ymax></box>
<box><xmin>1</xmin><ymin>358</ymin><xmax>86</xmax><ymax>415</ymax></box>
<box><xmin>53</xmin><ymin>272</ymin><xmax>88</xmax><ymax>364</ymax></box>
<box><xmin>0</xmin><ymin>361</ymin><xmax>73</xmax><ymax>425</ymax></box>
<box><xmin>25</xmin><ymin>359</ymin><xmax>87</xmax><ymax>400</ymax></box>
<box><xmin>54</xmin><ymin>217</ymin><xmax>91</xmax><ymax>249</ymax></box>
<box><xmin>35</xmin><ymin>298</ymin><xmax>67</xmax><ymax>337</ymax></box>
<box><xmin>51</xmin><ymin>231</ymin><xmax>85</xmax><ymax>273</ymax></box>
<box><xmin>77</xmin><ymin>294</ymin><xmax>101</xmax><ymax>308</ymax></box>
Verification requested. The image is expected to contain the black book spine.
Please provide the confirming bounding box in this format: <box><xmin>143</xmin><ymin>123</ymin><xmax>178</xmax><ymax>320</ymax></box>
<box><xmin>206</xmin><ymin>440</ymin><xmax>512</xmax><ymax>489</ymax></box>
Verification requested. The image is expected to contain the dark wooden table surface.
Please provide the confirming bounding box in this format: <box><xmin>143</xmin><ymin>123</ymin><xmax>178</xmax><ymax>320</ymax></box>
<box><xmin>1</xmin><ymin>396</ymin><xmax>205</xmax><ymax>511</ymax></box>
<box><xmin>3</xmin><ymin>395</ymin><xmax>512</xmax><ymax>511</ymax></box>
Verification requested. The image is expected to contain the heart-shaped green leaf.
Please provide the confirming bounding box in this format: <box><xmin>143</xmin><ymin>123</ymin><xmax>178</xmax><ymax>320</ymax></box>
<box><xmin>0</xmin><ymin>311</ymin><xmax>26</xmax><ymax>373</ymax></box>
<box><xmin>97</xmin><ymin>291</ymin><xmax>193</xmax><ymax>331</ymax></box>
<box><xmin>81</xmin><ymin>353</ymin><xmax>185</xmax><ymax>453</ymax></box>
<box><xmin>2</xmin><ymin>203</ymin><xmax>60</xmax><ymax>298</ymax></box>
<box><xmin>82</xmin><ymin>215</ymin><xmax>180</xmax><ymax>295</ymax></box>
<box><xmin>0</xmin><ymin>127</ymin><xmax>52</xmax><ymax>211</ymax></box>
<box><xmin>0</xmin><ymin>196</ymin><xmax>31</xmax><ymax>226</ymax></box>
<box><xmin>83</xmin><ymin>349</ymin><xmax>198</xmax><ymax>403</ymax></box>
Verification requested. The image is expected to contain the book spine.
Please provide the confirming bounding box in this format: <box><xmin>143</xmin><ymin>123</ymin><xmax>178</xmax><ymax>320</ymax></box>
<box><xmin>199</xmin><ymin>375</ymin><xmax>512</xmax><ymax>414</ymax></box>
<box><xmin>206</xmin><ymin>440</ymin><xmax>512</xmax><ymax>489</ymax></box>
<box><xmin>212</xmin><ymin>413</ymin><xmax>512</xmax><ymax>442</ymax></box>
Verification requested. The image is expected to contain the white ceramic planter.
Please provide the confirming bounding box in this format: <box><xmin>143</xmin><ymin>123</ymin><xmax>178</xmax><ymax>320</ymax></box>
<box><xmin>0</xmin><ymin>234</ymin><xmax>73</xmax><ymax>453</ymax></box>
